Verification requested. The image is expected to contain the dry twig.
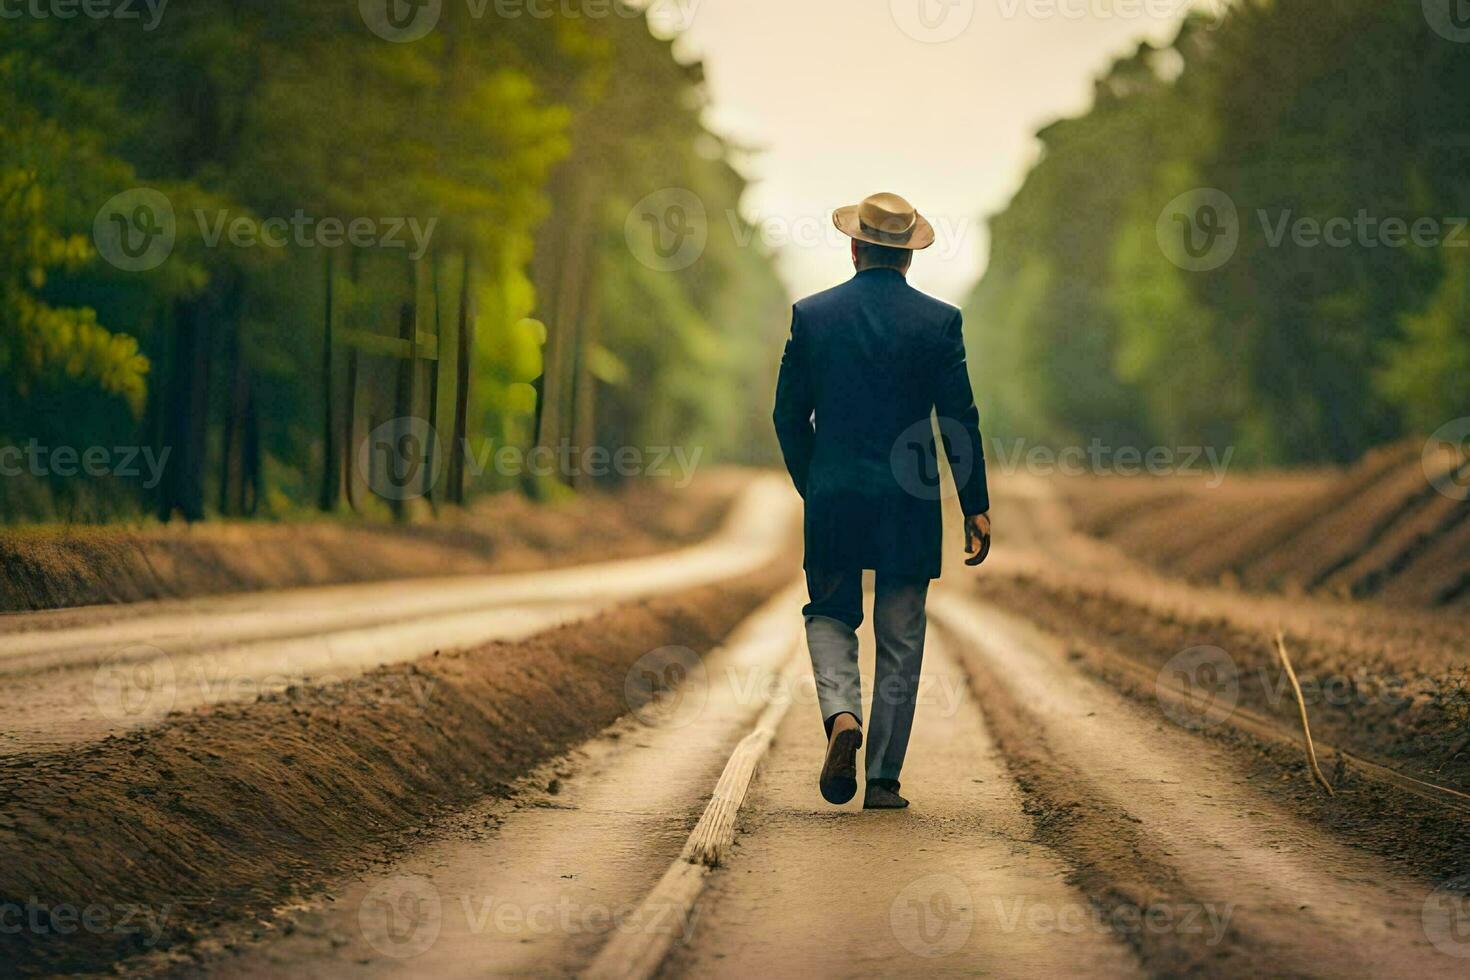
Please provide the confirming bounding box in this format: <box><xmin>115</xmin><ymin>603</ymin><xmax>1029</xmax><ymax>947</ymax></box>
<box><xmin>1275</xmin><ymin>630</ymin><xmax>1334</xmax><ymax>796</ymax></box>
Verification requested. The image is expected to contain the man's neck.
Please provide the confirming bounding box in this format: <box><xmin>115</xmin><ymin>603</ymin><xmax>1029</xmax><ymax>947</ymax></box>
<box><xmin>854</xmin><ymin>265</ymin><xmax>908</xmax><ymax>277</ymax></box>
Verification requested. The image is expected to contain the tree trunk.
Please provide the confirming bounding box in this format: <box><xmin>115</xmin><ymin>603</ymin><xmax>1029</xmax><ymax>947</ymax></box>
<box><xmin>571</xmin><ymin>261</ymin><xmax>604</xmax><ymax>491</ymax></box>
<box><xmin>344</xmin><ymin>249</ymin><xmax>362</xmax><ymax>514</ymax></box>
<box><xmin>218</xmin><ymin>322</ymin><xmax>244</xmax><ymax>516</ymax></box>
<box><xmin>319</xmin><ymin>249</ymin><xmax>338</xmax><ymax>512</ymax></box>
<box><xmin>424</xmin><ymin>254</ymin><xmax>442</xmax><ymax>516</ymax></box>
<box><xmin>448</xmin><ymin>250</ymin><xmax>475</xmax><ymax>505</ymax></box>
<box><xmin>157</xmin><ymin>294</ymin><xmax>214</xmax><ymax>522</ymax></box>
<box><xmin>215</xmin><ymin>276</ymin><xmax>250</xmax><ymax>517</ymax></box>
<box><xmin>536</xmin><ymin>179</ymin><xmax>593</xmax><ymax>485</ymax></box>
<box><xmin>242</xmin><ymin>385</ymin><xmax>262</xmax><ymax>516</ymax></box>
<box><xmin>389</xmin><ymin>262</ymin><xmax>417</xmax><ymax>522</ymax></box>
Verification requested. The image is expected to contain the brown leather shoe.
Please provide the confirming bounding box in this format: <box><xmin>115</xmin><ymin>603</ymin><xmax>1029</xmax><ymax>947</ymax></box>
<box><xmin>819</xmin><ymin>718</ymin><xmax>863</xmax><ymax>805</ymax></box>
<box><xmin>863</xmin><ymin>780</ymin><xmax>909</xmax><ymax>809</ymax></box>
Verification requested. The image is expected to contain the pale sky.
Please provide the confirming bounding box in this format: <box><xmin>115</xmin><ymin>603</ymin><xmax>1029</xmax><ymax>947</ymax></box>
<box><xmin>671</xmin><ymin>0</ymin><xmax>1214</xmax><ymax>304</ymax></box>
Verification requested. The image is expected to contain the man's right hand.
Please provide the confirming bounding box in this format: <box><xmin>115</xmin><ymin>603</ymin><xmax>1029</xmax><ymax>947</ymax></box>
<box><xmin>964</xmin><ymin>512</ymin><xmax>992</xmax><ymax>567</ymax></box>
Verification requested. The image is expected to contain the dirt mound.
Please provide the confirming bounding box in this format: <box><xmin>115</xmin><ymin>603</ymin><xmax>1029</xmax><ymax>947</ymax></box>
<box><xmin>972</xmin><ymin>572</ymin><xmax>1470</xmax><ymax>799</ymax></box>
<box><xmin>947</xmin><ymin>601</ymin><xmax>1466</xmax><ymax>977</ymax></box>
<box><xmin>0</xmin><ymin>561</ymin><xmax>788</xmax><ymax>976</ymax></box>
<box><xmin>1060</xmin><ymin>441</ymin><xmax>1470</xmax><ymax>608</ymax></box>
<box><xmin>0</xmin><ymin>474</ymin><xmax>740</xmax><ymax>614</ymax></box>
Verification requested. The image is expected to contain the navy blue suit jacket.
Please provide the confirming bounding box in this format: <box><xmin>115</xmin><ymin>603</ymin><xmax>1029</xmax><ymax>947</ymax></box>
<box><xmin>772</xmin><ymin>267</ymin><xmax>989</xmax><ymax>579</ymax></box>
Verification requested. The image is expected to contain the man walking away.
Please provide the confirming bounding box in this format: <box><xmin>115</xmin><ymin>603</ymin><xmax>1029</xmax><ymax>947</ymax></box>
<box><xmin>773</xmin><ymin>192</ymin><xmax>991</xmax><ymax>810</ymax></box>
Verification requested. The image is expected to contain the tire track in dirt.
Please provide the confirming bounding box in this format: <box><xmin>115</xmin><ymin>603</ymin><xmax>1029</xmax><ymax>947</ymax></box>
<box><xmin>175</xmin><ymin>587</ymin><xmax>805</xmax><ymax>979</ymax></box>
<box><xmin>662</xmin><ymin>622</ymin><xmax>1142</xmax><ymax>978</ymax></box>
<box><xmin>966</xmin><ymin>570</ymin><xmax>1470</xmax><ymax>876</ymax></box>
<box><xmin>0</xmin><ymin>565</ymin><xmax>793</xmax><ymax>976</ymax></box>
<box><xmin>933</xmin><ymin>592</ymin><xmax>1462</xmax><ymax>979</ymax></box>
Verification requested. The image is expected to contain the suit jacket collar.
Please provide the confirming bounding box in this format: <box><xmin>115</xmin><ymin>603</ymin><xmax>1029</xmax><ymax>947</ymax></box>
<box><xmin>853</xmin><ymin>267</ymin><xmax>908</xmax><ymax>281</ymax></box>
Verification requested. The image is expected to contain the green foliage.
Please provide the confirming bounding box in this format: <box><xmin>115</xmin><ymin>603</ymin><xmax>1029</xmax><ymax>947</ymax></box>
<box><xmin>0</xmin><ymin>59</ymin><xmax>151</xmax><ymax>416</ymax></box>
<box><xmin>968</xmin><ymin>2</ymin><xmax>1470</xmax><ymax>465</ymax></box>
<box><xmin>1378</xmin><ymin>253</ymin><xmax>1470</xmax><ymax>434</ymax></box>
<box><xmin>1</xmin><ymin>2</ymin><xmax>785</xmax><ymax>522</ymax></box>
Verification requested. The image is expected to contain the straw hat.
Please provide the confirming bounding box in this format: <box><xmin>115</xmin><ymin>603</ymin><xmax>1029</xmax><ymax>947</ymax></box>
<box><xmin>832</xmin><ymin>192</ymin><xmax>935</xmax><ymax>250</ymax></box>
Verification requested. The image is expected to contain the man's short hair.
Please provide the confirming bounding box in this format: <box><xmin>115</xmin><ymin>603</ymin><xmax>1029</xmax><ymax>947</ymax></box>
<box><xmin>854</xmin><ymin>240</ymin><xmax>913</xmax><ymax>270</ymax></box>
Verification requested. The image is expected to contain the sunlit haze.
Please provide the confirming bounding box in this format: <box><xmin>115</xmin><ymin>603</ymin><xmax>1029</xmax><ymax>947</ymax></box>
<box><xmin>678</xmin><ymin>0</ymin><xmax>1213</xmax><ymax>304</ymax></box>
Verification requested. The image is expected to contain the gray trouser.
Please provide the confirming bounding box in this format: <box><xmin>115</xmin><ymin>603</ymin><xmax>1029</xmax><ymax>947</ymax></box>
<box><xmin>803</xmin><ymin>569</ymin><xmax>929</xmax><ymax>784</ymax></box>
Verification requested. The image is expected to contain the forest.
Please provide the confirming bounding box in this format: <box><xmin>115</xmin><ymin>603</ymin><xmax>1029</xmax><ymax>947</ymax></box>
<box><xmin>0</xmin><ymin>0</ymin><xmax>788</xmax><ymax>522</ymax></box>
<box><xmin>967</xmin><ymin>0</ymin><xmax>1470</xmax><ymax>465</ymax></box>
<box><xmin>8</xmin><ymin>0</ymin><xmax>1470</xmax><ymax>525</ymax></box>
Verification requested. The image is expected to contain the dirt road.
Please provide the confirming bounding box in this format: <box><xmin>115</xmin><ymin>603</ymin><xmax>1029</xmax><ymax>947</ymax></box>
<box><xmin>18</xmin><ymin>473</ymin><xmax>1470</xmax><ymax>977</ymax></box>
<box><xmin>165</xmin><ymin>587</ymin><xmax>808</xmax><ymax>977</ymax></box>
<box><xmin>934</xmin><ymin>595</ymin><xmax>1455</xmax><ymax>978</ymax></box>
<box><xmin>0</xmin><ymin>476</ymin><xmax>795</xmax><ymax>754</ymax></box>
<box><xmin>170</xmin><ymin>481</ymin><xmax>1470</xmax><ymax>978</ymax></box>
<box><xmin>184</xmin><ymin>594</ymin><xmax>1152</xmax><ymax>979</ymax></box>
<box><xmin>659</xmin><ymin>627</ymin><xmax>1143</xmax><ymax>980</ymax></box>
